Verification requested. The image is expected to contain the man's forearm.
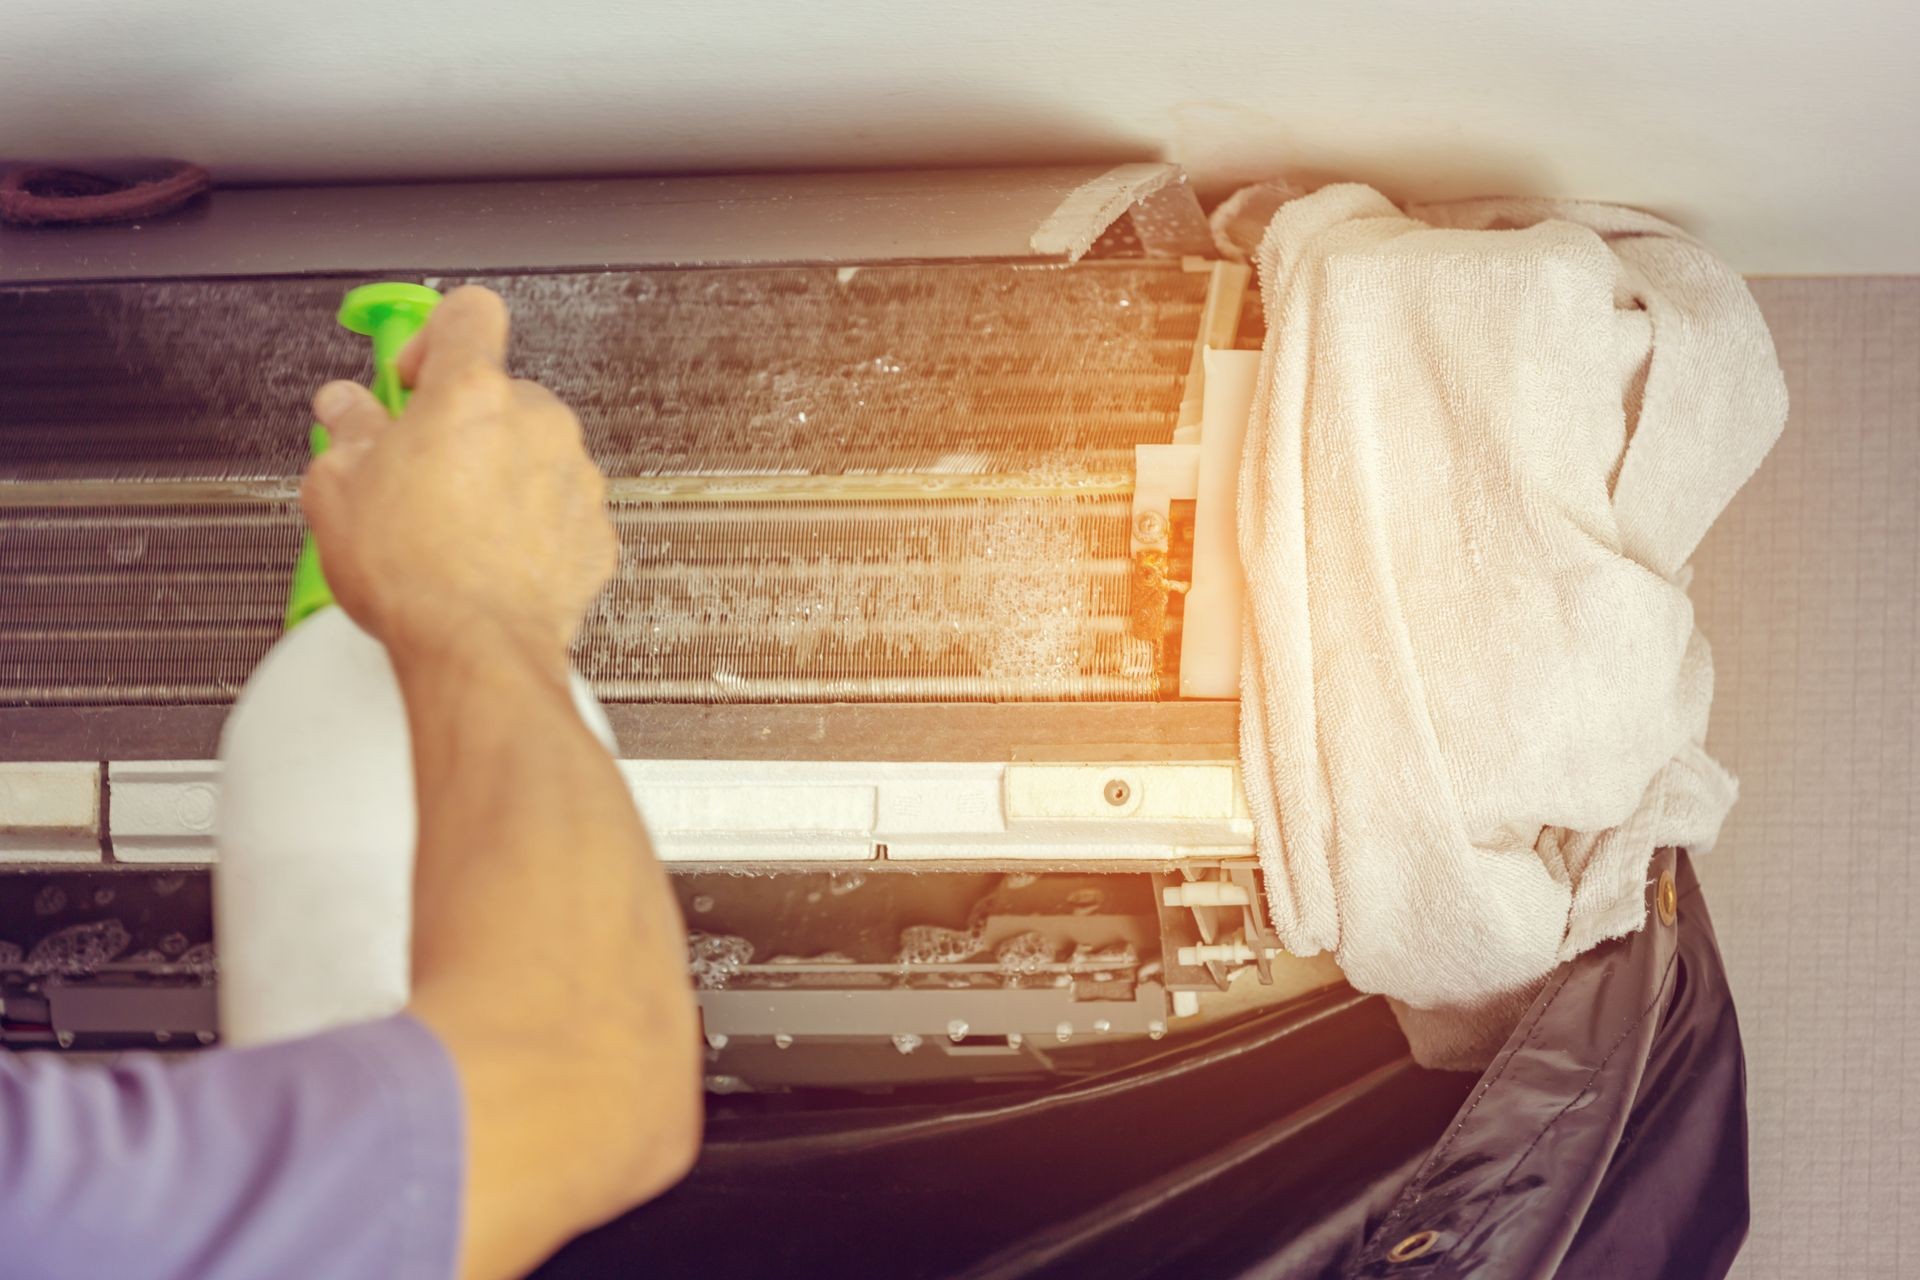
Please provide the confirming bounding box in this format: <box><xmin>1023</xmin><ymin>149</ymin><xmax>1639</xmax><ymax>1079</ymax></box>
<box><xmin>394</xmin><ymin>618</ymin><xmax>701</xmax><ymax>1280</ymax></box>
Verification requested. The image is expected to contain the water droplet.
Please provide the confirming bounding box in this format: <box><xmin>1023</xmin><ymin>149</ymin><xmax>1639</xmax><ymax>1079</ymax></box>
<box><xmin>705</xmin><ymin>1031</ymin><xmax>730</xmax><ymax>1051</ymax></box>
<box><xmin>1055</xmin><ymin>1022</ymin><xmax>1074</xmax><ymax>1043</ymax></box>
<box><xmin>34</xmin><ymin>886</ymin><xmax>66</xmax><ymax>916</ymax></box>
<box><xmin>773</xmin><ymin>1032</ymin><xmax>793</xmax><ymax>1050</ymax></box>
<box><xmin>947</xmin><ymin>1019</ymin><xmax>969</xmax><ymax>1043</ymax></box>
<box><xmin>1006</xmin><ymin>1032</ymin><xmax>1023</xmax><ymax>1050</ymax></box>
<box><xmin>92</xmin><ymin>888</ymin><xmax>114</xmax><ymax>906</ymax></box>
<box><xmin>1092</xmin><ymin>1018</ymin><xmax>1112</xmax><ymax>1034</ymax></box>
<box><xmin>690</xmin><ymin>894</ymin><xmax>715</xmax><ymax>914</ymax></box>
<box><xmin>1147</xmin><ymin>1020</ymin><xmax>1168</xmax><ymax>1041</ymax></box>
<box><xmin>892</xmin><ymin>1032</ymin><xmax>923</xmax><ymax>1055</ymax></box>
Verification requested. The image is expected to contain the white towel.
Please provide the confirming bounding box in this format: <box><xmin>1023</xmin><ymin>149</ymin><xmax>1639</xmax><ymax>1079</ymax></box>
<box><xmin>1216</xmin><ymin>183</ymin><xmax>1787</xmax><ymax>1070</ymax></box>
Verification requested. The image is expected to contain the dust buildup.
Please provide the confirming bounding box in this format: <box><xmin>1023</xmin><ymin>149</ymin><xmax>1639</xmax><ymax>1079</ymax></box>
<box><xmin>896</xmin><ymin>925</ymin><xmax>986</xmax><ymax>967</ymax></box>
<box><xmin>5</xmin><ymin>265</ymin><xmax>1202</xmax><ymax>485</ymax></box>
<box><xmin>34</xmin><ymin>886</ymin><xmax>66</xmax><ymax>916</ymax></box>
<box><xmin>579</xmin><ymin>497</ymin><xmax>1157</xmax><ymax>702</ymax></box>
<box><xmin>1066</xmin><ymin>888</ymin><xmax>1106</xmax><ymax>916</ymax></box>
<box><xmin>977</xmin><ymin>505</ymin><xmax>1094</xmax><ymax>689</ymax></box>
<box><xmin>688</xmin><ymin>931</ymin><xmax>755</xmax><ymax>990</ymax></box>
<box><xmin>1072</xmin><ymin>941</ymin><xmax>1139</xmax><ymax>968</ymax></box>
<box><xmin>764</xmin><ymin>952</ymin><xmax>856</xmax><ymax>966</ymax></box>
<box><xmin>0</xmin><ymin>280</ymin><xmax>352</xmax><ymax>484</ymax></box>
<box><xmin>5</xmin><ymin>263</ymin><xmax>1195</xmax><ymax>708</ymax></box>
<box><xmin>177</xmin><ymin>942</ymin><xmax>217</xmax><ymax>975</ymax></box>
<box><xmin>1073</xmin><ymin>941</ymin><xmax>1139</xmax><ymax>982</ymax></box>
<box><xmin>459</xmin><ymin>265</ymin><xmax>1202</xmax><ymax>480</ymax></box>
<box><xmin>0</xmin><ymin>504</ymin><xmax>302</xmax><ymax>706</ymax></box>
<box><xmin>26</xmin><ymin>920</ymin><xmax>130</xmax><ymax>975</ymax></box>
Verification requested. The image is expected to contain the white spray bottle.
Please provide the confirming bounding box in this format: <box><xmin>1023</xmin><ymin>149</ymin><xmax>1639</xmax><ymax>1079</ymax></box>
<box><xmin>215</xmin><ymin>283</ymin><xmax>615</xmax><ymax>1046</ymax></box>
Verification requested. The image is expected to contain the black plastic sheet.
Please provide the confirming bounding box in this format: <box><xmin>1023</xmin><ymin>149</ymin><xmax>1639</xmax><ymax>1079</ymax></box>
<box><xmin>534</xmin><ymin>848</ymin><xmax>1746</xmax><ymax>1279</ymax></box>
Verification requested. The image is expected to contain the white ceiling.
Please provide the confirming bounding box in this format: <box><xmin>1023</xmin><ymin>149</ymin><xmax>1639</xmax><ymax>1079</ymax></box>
<box><xmin>4</xmin><ymin>0</ymin><xmax>1916</xmax><ymax>273</ymax></box>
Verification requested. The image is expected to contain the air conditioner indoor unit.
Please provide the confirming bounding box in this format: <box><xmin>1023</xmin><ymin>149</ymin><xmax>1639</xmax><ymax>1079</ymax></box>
<box><xmin>0</xmin><ymin>164</ymin><xmax>1348</xmax><ymax>1088</ymax></box>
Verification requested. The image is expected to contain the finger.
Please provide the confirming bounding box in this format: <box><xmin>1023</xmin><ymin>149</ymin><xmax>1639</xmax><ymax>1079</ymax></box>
<box><xmin>510</xmin><ymin>378</ymin><xmax>586</xmax><ymax>443</ymax></box>
<box><xmin>312</xmin><ymin>380</ymin><xmax>390</xmax><ymax>449</ymax></box>
<box><xmin>395</xmin><ymin>332</ymin><xmax>426</xmax><ymax>389</ymax></box>
<box><xmin>298</xmin><ymin>456</ymin><xmax>342</xmax><ymax>532</ymax></box>
<box><xmin>411</xmin><ymin>286</ymin><xmax>510</xmax><ymax>391</ymax></box>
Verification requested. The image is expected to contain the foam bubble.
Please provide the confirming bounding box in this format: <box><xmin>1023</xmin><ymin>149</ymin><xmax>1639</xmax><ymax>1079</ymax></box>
<box><xmin>995</xmin><ymin>931</ymin><xmax>1056</xmax><ymax>987</ymax></box>
<box><xmin>896</xmin><ymin>925</ymin><xmax>985</xmax><ymax>967</ymax></box>
<box><xmin>26</xmin><ymin>920</ymin><xmax>130</xmax><ymax>975</ymax></box>
<box><xmin>688</xmin><ymin>931</ymin><xmax>755</xmax><ymax>990</ymax></box>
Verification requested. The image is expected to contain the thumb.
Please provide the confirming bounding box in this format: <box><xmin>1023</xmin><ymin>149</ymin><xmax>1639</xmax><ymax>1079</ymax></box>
<box><xmin>313</xmin><ymin>380</ymin><xmax>391</xmax><ymax>449</ymax></box>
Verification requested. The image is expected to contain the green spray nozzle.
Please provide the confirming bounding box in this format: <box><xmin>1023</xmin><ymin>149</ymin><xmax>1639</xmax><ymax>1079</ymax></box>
<box><xmin>285</xmin><ymin>282</ymin><xmax>442</xmax><ymax>629</ymax></box>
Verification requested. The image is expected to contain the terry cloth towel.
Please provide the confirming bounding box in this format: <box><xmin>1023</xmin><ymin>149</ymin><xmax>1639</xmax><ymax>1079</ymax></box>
<box><xmin>1214</xmin><ymin>182</ymin><xmax>1788</xmax><ymax>1070</ymax></box>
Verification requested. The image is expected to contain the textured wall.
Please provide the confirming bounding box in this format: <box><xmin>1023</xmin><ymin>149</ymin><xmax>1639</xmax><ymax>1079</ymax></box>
<box><xmin>3</xmin><ymin>0</ymin><xmax>1918</xmax><ymax>272</ymax></box>
<box><xmin>1692</xmin><ymin>278</ymin><xmax>1920</xmax><ymax>1276</ymax></box>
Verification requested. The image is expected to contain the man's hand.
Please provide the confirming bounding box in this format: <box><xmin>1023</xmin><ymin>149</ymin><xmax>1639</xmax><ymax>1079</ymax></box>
<box><xmin>306</xmin><ymin>285</ymin><xmax>701</xmax><ymax>1280</ymax></box>
<box><xmin>305</xmin><ymin>285</ymin><xmax>617</xmax><ymax>665</ymax></box>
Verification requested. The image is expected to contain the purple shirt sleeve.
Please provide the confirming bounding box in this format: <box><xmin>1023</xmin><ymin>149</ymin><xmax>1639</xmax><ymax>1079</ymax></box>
<box><xmin>0</xmin><ymin>1013</ymin><xmax>465</xmax><ymax>1280</ymax></box>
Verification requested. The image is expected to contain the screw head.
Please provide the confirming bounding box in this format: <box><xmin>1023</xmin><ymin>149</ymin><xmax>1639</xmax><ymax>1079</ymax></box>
<box><xmin>1104</xmin><ymin>778</ymin><xmax>1132</xmax><ymax>807</ymax></box>
<box><xmin>1657</xmin><ymin>870</ymin><xmax>1678</xmax><ymax>925</ymax></box>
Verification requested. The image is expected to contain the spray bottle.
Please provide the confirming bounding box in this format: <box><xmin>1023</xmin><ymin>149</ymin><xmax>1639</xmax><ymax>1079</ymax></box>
<box><xmin>215</xmin><ymin>283</ymin><xmax>616</xmax><ymax>1047</ymax></box>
